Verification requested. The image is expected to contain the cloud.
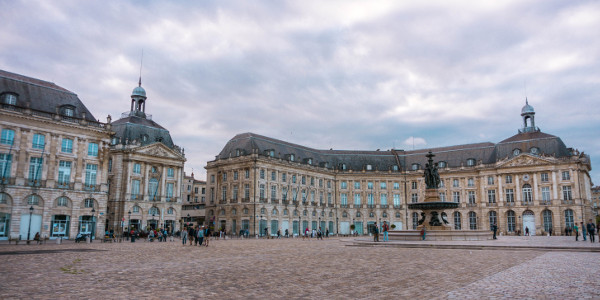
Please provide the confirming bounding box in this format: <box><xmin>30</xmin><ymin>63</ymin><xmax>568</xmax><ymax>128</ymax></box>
<box><xmin>403</xmin><ymin>137</ymin><xmax>427</xmax><ymax>148</ymax></box>
<box><xmin>0</xmin><ymin>0</ymin><xmax>599</xmax><ymax>184</ymax></box>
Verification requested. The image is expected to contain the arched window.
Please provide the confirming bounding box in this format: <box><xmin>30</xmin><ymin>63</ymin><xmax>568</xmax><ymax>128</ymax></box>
<box><xmin>328</xmin><ymin>211</ymin><xmax>333</xmax><ymax>217</ymax></box>
<box><xmin>27</xmin><ymin>194</ymin><xmax>42</xmax><ymax>206</ymax></box>
<box><xmin>56</xmin><ymin>196</ymin><xmax>69</xmax><ymax>207</ymax></box>
<box><xmin>466</xmin><ymin>158</ymin><xmax>476</xmax><ymax>167</ymax></box>
<box><xmin>469</xmin><ymin>211</ymin><xmax>477</xmax><ymax>230</ymax></box>
<box><xmin>0</xmin><ymin>192</ymin><xmax>12</xmax><ymax>205</ymax></box>
<box><xmin>488</xmin><ymin>211</ymin><xmax>497</xmax><ymax>230</ymax></box>
<box><xmin>132</xmin><ymin>206</ymin><xmax>140</xmax><ymax>213</ymax></box>
<box><xmin>453</xmin><ymin>211</ymin><xmax>461</xmax><ymax>230</ymax></box>
<box><xmin>564</xmin><ymin>209</ymin><xmax>574</xmax><ymax>230</ymax></box>
<box><xmin>272</xmin><ymin>208</ymin><xmax>277</xmax><ymax>215</ymax></box>
<box><xmin>356</xmin><ymin>211</ymin><xmax>361</xmax><ymax>218</ymax></box>
<box><xmin>149</xmin><ymin>207</ymin><xmax>159</xmax><ymax>215</ymax></box>
<box><xmin>522</xmin><ymin>184</ymin><xmax>532</xmax><ymax>203</ymax></box>
<box><xmin>411</xmin><ymin>163</ymin><xmax>419</xmax><ymax>171</ymax></box>
<box><xmin>84</xmin><ymin>198</ymin><xmax>95</xmax><ymax>208</ymax></box>
<box><xmin>148</xmin><ymin>178</ymin><xmax>159</xmax><ymax>200</ymax></box>
<box><xmin>232</xmin><ymin>208</ymin><xmax>237</xmax><ymax>215</ymax></box>
<box><xmin>437</xmin><ymin>161</ymin><xmax>447</xmax><ymax>168</ymax></box>
<box><xmin>412</xmin><ymin>212</ymin><xmax>419</xmax><ymax>229</ymax></box>
<box><xmin>542</xmin><ymin>210</ymin><xmax>552</xmax><ymax>233</ymax></box>
<box><xmin>342</xmin><ymin>211</ymin><xmax>348</xmax><ymax>218</ymax></box>
<box><xmin>283</xmin><ymin>209</ymin><xmax>287</xmax><ymax>216</ymax></box>
<box><xmin>243</xmin><ymin>208</ymin><xmax>249</xmax><ymax>215</ymax></box>
<box><xmin>167</xmin><ymin>208</ymin><xmax>174</xmax><ymax>215</ymax></box>
<box><xmin>395</xmin><ymin>212</ymin><xmax>401</xmax><ymax>218</ymax></box>
<box><xmin>507</xmin><ymin>210</ymin><xmax>515</xmax><ymax>232</ymax></box>
<box><xmin>260</xmin><ymin>208</ymin><xmax>266</xmax><ymax>215</ymax></box>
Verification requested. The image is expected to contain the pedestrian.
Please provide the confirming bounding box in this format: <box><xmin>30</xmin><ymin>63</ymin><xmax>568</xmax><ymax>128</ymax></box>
<box><xmin>189</xmin><ymin>226</ymin><xmax>195</xmax><ymax>245</ymax></box>
<box><xmin>325</xmin><ymin>228</ymin><xmax>329</xmax><ymax>238</ymax></box>
<box><xmin>277</xmin><ymin>229</ymin><xmax>281</xmax><ymax>239</ymax></box>
<box><xmin>205</xmin><ymin>226</ymin><xmax>210</xmax><ymax>247</ymax></box>
<box><xmin>197</xmin><ymin>226</ymin><xmax>204</xmax><ymax>246</ymax></box>
<box><xmin>373</xmin><ymin>222</ymin><xmax>379</xmax><ymax>242</ymax></box>
<box><xmin>574</xmin><ymin>223</ymin><xmax>579</xmax><ymax>241</ymax></box>
<box><xmin>285</xmin><ymin>228</ymin><xmax>289</xmax><ymax>238</ymax></box>
<box><xmin>581</xmin><ymin>222</ymin><xmax>587</xmax><ymax>241</ymax></box>
<box><xmin>492</xmin><ymin>223</ymin><xmax>498</xmax><ymax>240</ymax></box>
<box><xmin>382</xmin><ymin>221</ymin><xmax>389</xmax><ymax>242</ymax></box>
<box><xmin>525</xmin><ymin>227</ymin><xmax>530</xmax><ymax>236</ymax></box>
<box><xmin>549</xmin><ymin>227</ymin><xmax>552</xmax><ymax>236</ymax></box>
<box><xmin>587</xmin><ymin>219</ymin><xmax>596</xmax><ymax>243</ymax></box>
<box><xmin>317</xmin><ymin>227</ymin><xmax>323</xmax><ymax>240</ymax></box>
<box><xmin>420</xmin><ymin>227</ymin><xmax>426</xmax><ymax>241</ymax></box>
<box><xmin>304</xmin><ymin>227</ymin><xmax>310</xmax><ymax>240</ymax></box>
<box><xmin>181</xmin><ymin>227</ymin><xmax>188</xmax><ymax>246</ymax></box>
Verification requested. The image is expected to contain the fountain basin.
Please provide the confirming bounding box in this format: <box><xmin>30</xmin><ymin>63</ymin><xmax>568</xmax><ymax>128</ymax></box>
<box><xmin>407</xmin><ymin>202</ymin><xmax>459</xmax><ymax>210</ymax></box>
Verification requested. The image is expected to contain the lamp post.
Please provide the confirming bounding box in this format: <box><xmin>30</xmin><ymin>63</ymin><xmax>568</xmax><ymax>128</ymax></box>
<box><xmin>518</xmin><ymin>215</ymin><xmax>522</xmax><ymax>236</ymax></box>
<box><xmin>127</xmin><ymin>210</ymin><xmax>131</xmax><ymax>240</ymax></box>
<box><xmin>187</xmin><ymin>213</ymin><xmax>190</xmax><ymax>227</ymax></box>
<box><xmin>26</xmin><ymin>205</ymin><xmax>33</xmax><ymax>244</ymax></box>
<box><xmin>91</xmin><ymin>207</ymin><xmax>95</xmax><ymax>243</ymax></box>
<box><xmin>152</xmin><ymin>213</ymin><xmax>156</xmax><ymax>230</ymax></box>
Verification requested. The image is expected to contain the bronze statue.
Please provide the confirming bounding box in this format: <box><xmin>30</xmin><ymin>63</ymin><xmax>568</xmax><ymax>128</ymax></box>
<box><xmin>424</xmin><ymin>152</ymin><xmax>441</xmax><ymax>189</ymax></box>
<box><xmin>418</xmin><ymin>212</ymin><xmax>426</xmax><ymax>225</ymax></box>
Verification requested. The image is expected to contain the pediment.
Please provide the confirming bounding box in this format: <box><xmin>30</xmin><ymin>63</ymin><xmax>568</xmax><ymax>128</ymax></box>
<box><xmin>134</xmin><ymin>143</ymin><xmax>184</xmax><ymax>160</ymax></box>
<box><xmin>497</xmin><ymin>154</ymin><xmax>554</xmax><ymax>168</ymax></box>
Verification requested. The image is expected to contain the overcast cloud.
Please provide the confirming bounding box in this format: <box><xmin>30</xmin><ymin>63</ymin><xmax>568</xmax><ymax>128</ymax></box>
<box><xmin>1</xmin><ymin>0</ymin><xmax>599</xmax><ymax>183</ymax></box>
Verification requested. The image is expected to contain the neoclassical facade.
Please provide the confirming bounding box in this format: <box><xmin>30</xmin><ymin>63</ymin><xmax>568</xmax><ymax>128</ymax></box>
<box><xmin>0</xmin><ymin>70</ymin><xmax>112</xmax><ymax>240</ymax></box>
<box><xmin>206</xmin><ymin>102</ymin><xmax>593</xmax><ymax>236</ymax></box>
<box><xmin>106</xmin><ymin>81</ymin><xmax>186</xmax><ymax>234</ymax></box>
<box><xmin>181</xmin><ymin>172</ymin><xmax>207</xmax><ymax>228</ymax></box>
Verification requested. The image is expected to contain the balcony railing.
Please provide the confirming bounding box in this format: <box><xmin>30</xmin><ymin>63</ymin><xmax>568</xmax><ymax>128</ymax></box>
<box><xmin>380</xmin><ymin>204</ymin><xmax>389</xmax><ymax>209</ymax></box>
<box><xmin>230</xmin><ymin>198</ymin><xmax>238</xmax><ymax>203</ymax></box>
<box><xmin>562</xmin><ymin>199</ymin><xmax>574</xmax><ymax>205</ymax></box>
<box><xmin>328</xmin><ymin>203</ymin><xmax>335</xmax><ymax>208</ymax></box>
<box><xmin>367</xmin><ymin>204</ymin><xmax>376</xmax><ymax>209</ymax></box>
<box><xmin>241</xmin><ymin>198</ymin><xmax>250</xmax><ymax>203</ymax></box>
<box><xmin>259</xmin><ymin>197</ymin><xmax>267</xmax><ymax>203</ymax></box>
<box><xmin>270</xmin><ymin>198</ymin><xmax>279</xmax><ymax>204</ymax></box>
<box><xmin>354</xmin><ymin>204</ymin><xmax>363</xmax><ymax>208</ymax></box>
<box><xmin>393</xmin><ymin>205</ymin><xmax>402</xmax><ymax>209</ymax></box>
<box><xmin>505</xmin><ymin>202</ymin><xmax>515</xmax><ymax>206</ymax></box>
<box><xmin>292</xmin><ymin>200</ymin><xmax>299</xmax><ymax>206</ymax></box>
<box><xmin>521</xmin><ymin>201</ymin><xmax>533</xmax><ymax>206</ymax></box>
<box><xmin>340</xmin><ymin>204</ymin><xmax>349</xmax><ymax>208</ymax></box>
<box><xmin>487</xmin><ymin>202</ymin><xmax>497</xmax><ymax>207</ymax></box>
<box><xmin>56</xmin><ymin>182</ymin><xmax>72</xmax><ymax>189</ymax></box>
<box><xmin>540</xmin><ymin>200</ymin><xmax>552</xmax><ymax>206</ymax></box>
<box><xmin>467</xmin><ymin>203</ymin><xmax>477</xmax><ymax>207</ymax></box>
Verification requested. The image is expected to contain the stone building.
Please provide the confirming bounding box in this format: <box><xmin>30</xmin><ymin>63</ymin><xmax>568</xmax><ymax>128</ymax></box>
<box><xmin>181</xmin><ymin>172</ymin><xmax>206</xmax><ymax>228</ymax></box>
<box><xmin>106</xmin><ymin>80</ymin><xmax>186</xmax><ymax>235</ymax></box>
<box><xmin>0</xmin><ymin>70</ymin><xmax>112</xmax><ymax>241</ymax></box>
<box><xmin>592</xmin><ymin>186</ymin><xmax>600</xmax><ymax>216</ymax></box>
<box><xmin>205</xmin><ymin>101</ymin><xmax>593</xmax><ymax>236</ymax></box>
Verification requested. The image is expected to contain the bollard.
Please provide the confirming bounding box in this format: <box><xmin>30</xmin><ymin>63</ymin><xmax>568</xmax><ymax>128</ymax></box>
<box><xmin>86</xmin><ymin>236</ymin><xmax>90</xmax><ymax>243</ymax></box>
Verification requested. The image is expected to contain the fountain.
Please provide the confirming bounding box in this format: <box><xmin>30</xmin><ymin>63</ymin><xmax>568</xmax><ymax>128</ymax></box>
<box><xmin>389</xmin><ymin>151</ymin><xmax>492</xmax><ymax>241</ymax></box>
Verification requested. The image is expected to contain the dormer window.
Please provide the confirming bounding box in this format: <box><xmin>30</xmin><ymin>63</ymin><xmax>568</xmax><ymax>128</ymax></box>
<box><xmin>288</xmin><ymin>154</ymin><xmax>295</xmax><ymax>162</ymax></box>
<box><xmin>530</xmin><ymin>147</ymin><xmax>539</xmax><ymax>155</ymax></box>
<box><xmin>366</xmin><ymin>164</ymin><xmax>372</xmax><ymax>171</ymax></box>
<box><xmin>235</xmin><ymin>148</ymin><xmax>245</xmax><ymax>156</ymax></box>
<box><xmin>340</xmin><ymin>163</ymin><xmax>347</xmax><ymax>170</ymax></box>
<box><xmin>264</xmin><ymin>149</ymin><xmax>275</xmax><ymax>157</ymax></box>
<box><xmin>60</xmin><ymin>105</ymin><xmax>75</xmax><ymax>117</ymax></box>
<box><xmin>437</xmin><ymin>161</ymin><xmax>447</xmax><ymax>168</ymax></box>
<box><xmin>319</xmin><ymin>162</ymin><xmax>329</xmax><ymax>168</ymax></box>
<box><xmin>466</xmin><ymin>158</ymin><xmax>476</xmax><ymax>166</ymax></box>
<box><xmin>411</xmin><ymin>163</ymin><xmax>419</xmax><ymax>171</ymax></box>
<box><xmin>141</xmin><ymin>134</ymin><xmax>149</xmax><ymax>142</ymax></box>
<box><xmin>391</xmin><ymin>165</ymin><xmax>399</xmax><ymax>171</ymax></box>
<box><xmin>1</xmin><ymin>93</ymin><xmax>17</xmax><ymax>105</ymax></box>
<box><xmin>513</xmin><ymin>148</ymin><xmax>521</xmax><ymax>156</ymax></box>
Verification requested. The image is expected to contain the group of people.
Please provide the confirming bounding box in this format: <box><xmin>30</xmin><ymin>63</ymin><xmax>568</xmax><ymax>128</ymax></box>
<box><xmin>301</xmin><ymin>227</ymin><xmax>329</xmax><ymax>240</ymax></box>
<box><xmin>181</xmin><ymin>225</ymin><xmax>211</xmax><ymax>247</ymax></box>
<box><xmin>572</xmin><ymin>219</ymin><xmax>597</xmax><ymax>242</ymax></box>
<box><xmin>371</xmin><ymin>221</ymin><xmax>390</xmax><ymax>242</ymax></box>
<box><xmin>147</xmin><ymin>228</ymin><xmax>171</xmax><ymax>242</ymax></box>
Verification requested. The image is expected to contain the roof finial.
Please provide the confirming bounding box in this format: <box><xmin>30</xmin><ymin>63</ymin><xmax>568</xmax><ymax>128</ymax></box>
<box><xmin>138</xmin><ymin>49</ymin><xmax>144</xmax><ymax>87</ymax></box>
<box><xmin>526</xmin><ymin>97</ymin><xmax>528</xmax><ymax>105</ymax></box>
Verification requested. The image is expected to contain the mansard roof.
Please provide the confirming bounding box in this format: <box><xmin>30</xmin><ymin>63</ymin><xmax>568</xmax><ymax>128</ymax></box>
<box><xmin>215</xmin><ymin>131</ymin><xmax>575</xmax><ymax>171</ymax></box>
<box><xmin>0</xmin><ymin>69</ymin><xmax>97</xmax><ymax>122</ymax></box>
<box><xmin>111</xmin><ymin>115</ymin><xmax>174</xmax><ymax>148</ymax></box>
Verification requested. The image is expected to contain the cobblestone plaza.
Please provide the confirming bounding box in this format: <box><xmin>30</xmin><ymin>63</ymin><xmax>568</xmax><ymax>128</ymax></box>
<box><xmin>1</xmin><ymin>236</ymin><xmax>599</xmax><ymax>299</ymax></box>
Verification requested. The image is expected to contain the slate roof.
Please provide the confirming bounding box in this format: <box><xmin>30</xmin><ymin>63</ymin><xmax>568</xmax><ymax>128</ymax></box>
<box><xmin>215</xmin><ymin>131</ymin><xmax>573</xmax><ymax>171</ymax></box>
<box><xmin>111</xmin><ymin>115</ymin><xmax>175</xmax><ymax>148</ymax></box>
<box><xmin>0</xmin><ymin>69</ymin><xmax>97</xmax><ymax>122</ymax></box>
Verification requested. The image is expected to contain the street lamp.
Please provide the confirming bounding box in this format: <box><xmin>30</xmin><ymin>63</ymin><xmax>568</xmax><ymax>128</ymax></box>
<box><xmin>26</xmin><ymin>205</ymin><xmax>33</xmax><ymax>244</ymax></box>
<box><xmin>152</xmin><ymin>213</ymin><xmax>156</xmax><ymax>230</ymax></box>
<box><xmin>127</xmin><ymin>210</ymin><xmax>131</xmax><ymax>240</ymax></box>
<box><xmin>91</xmin><ymin>207</ymin><xmax>96</xmax><ymax>243</ymax></box>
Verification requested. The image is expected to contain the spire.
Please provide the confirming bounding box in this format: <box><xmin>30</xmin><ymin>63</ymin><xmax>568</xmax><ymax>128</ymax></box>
<box><xmin>138</xmin><ymin>49</ymin><xmax>143</xmax><ymax>87</ymax></box>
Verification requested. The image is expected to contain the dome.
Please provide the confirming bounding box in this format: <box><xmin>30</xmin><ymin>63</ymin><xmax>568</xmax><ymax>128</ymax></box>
<box><xmin>132</xmin><ymin>86</ymin><xmax>146</xmax><ymax>98</ymax></box>
<box><xmin>521</xmin><ymin>101</ymin><xmax>534</xmax><ymax>115</ymax></box>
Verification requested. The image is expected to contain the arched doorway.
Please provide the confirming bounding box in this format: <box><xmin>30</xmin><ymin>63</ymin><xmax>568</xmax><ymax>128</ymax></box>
<box><xmin>522</xmin><ymin>210</ymin><xmax>535</xmax><ymax>235</ymax></box>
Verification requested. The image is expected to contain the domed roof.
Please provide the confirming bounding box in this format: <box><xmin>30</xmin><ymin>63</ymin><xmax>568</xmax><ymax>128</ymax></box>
<box><xmin>132</xmin><ymin>86</ymin><xmax>146</xmax><ymax>98</ymax></box>
<box><xmin>521</xmin><ymin>99</ymin><xmax>534</xmax><ymax>115</ymax></box>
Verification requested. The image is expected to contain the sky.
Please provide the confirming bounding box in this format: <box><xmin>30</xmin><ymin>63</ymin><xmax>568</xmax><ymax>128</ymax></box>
<box><xmin>1</xmin><ymin>1</ymin><xmax>599</xmax><ymax>184</ymax></box>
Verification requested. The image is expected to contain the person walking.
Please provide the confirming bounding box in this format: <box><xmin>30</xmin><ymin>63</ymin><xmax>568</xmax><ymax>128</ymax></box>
<box><xmin>204</xmin><ymin>226</ymin><xmax>210</xmax><ymax>247</ymax></box>
<box><xmin>197</xmin><ymin>226</ymin><xmax>204</xmax><ymax>247</ymax></box>
<box><xmin>581</xmin><ymin>222</ymin><xmax>587</xmax><ymax>241</ymax></box>
<box><xmin>373</xmin><ymin>222</ymin><xmax>379</xmax><ymax>242</ymax></box>
<box><xmin>277</xmin><ymin>229</ymin><xmax>281</xmax><ymax>239</ymax></box>
<box><xmin>285</xmin><ymin>228</ymin><xmax>289</xmax><ymax>238</ymax></box>
<box><xmin>382</xmin><ymin>221</ymin><xmax>389</xmax><ymax>242</ymax></box>
<box><xmin>181</xmin><ymin>228</ymin><xmax>188</xmax><ymax>246</ymax></box>
<box><xmin>587</xmin><ymin>219</ymin><xmax>596</xmax><ymax>243</ymax></box>
<box><xmin>525</xmin><ymin>227</ymin><xmax>530</xmax><ymax>236</ymax></box>
<box><xmin>421</xmin><ymin>227</ymin><xmax>426</xmax><ymax>241</ymax></box>
<box><xmin>574</xmin><ymin>223</ymin><xmax>579</xmax><ymax>241</ymax></box>
<box><xmin>492</xmin><ymin>223</ymin><xmax>498</xmax><ymax>240</ymax></box>
<box><xmin>325</xmin><ymin>228</ymin><xmax>329</xmax><ymax>238</ymax></box>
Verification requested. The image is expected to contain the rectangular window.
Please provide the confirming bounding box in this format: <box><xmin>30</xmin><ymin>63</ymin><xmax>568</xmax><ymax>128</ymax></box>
<box><xmin>562</xmin><ymin>171</ymin><xmax>570</xmax><ymax>181</ymax></box>
<box><xmin>245</xmin><ymin>169</ymin><xmax>250</xmax><ymax>179</ymax></box>
<box><xmin>439</xmin><ymin>192</ymin><xmax>446</xmax><ymax>202</ymax></box>
<box><xmin>210</xmin><ymin>175</ymin><xmax>215</xmax><ymax>183</ymax></box>
<box><xmin>85</xmin><ymin>164</ymin><xmax>97</xmax><ymax>186</ymax></box>
<box><xmin>28</xmin><ymin>157</ymin><xmax>43</xmax><ymax>182</ymax></box>
<box><xmin>87</xmin><ymin>142</ymin><xmax>98</xmax><ymax>157</ymax></box>
<box><xmin>328</xmin><ymin>192</ymin><xmax>332</xmax><ymax>204</ymax></box>
<box><xmin>487</xmin><ymin>176</ymin><xmax>494</xmax><ymax>185</ymax></box>
<box><xmin>541</xmin><ymin>187</ymin><xmax>551</xmax><ymax>202</ymax></box>
<box><xmin>0</xmin><ymin>154</ymin><xmax>12</xmax><ymax>180</ymax></box>
<box><xmin>244</xmin><ymin>184</ymin><xmax>250</xmax><ymax>199</ymax></box>
<box><xmin>327</xmin><ymin>180</ymin><xmax>331</xmax><ymax>188</ymax></box>
<box><xmin>562</xmin><ymin>186</ymin><xmax>572</xmax><ymax>200</ymax></box>
<box><xmin>354</xmin><ymin>181</ymin><xmax>360</xmax><ymax>189</ymax></box>
<box><xmin>302</xmin><ymin>176</ymin><xmax>306</xmax><ymax>185</ymax></box>
<box><xmin>233</xmin><ymin>186</ymin><xmax>239</xmax><ymax>200</ymax></box>
<box><xmin>439</xmin><ymin>180</ymin><xmax>445</xmax><ymax>188</ymax></box>
<box><xmin>57</xmin><ymin>161</ymin><xmax>71</xmax><ymax>185</ymax></box>
<box><xmin>393</xmin><ymin>182</ymin><xmax>400</xmax><ymax>189</ymax></box>
<box><xmin>411</xmin><ymin>181</ymin><xmax>417</xmax><ymax>189</ymax></box>
<box><xmin>165</xmin><ymin>182</ymin><xmax>174</xmax><ymax>201</ymax></box>
<box><xmin>292</xmin><ymin>175</ymin><xmax>296</xmax><ymax>183</ymax></box>
<box><xmin>541</xmin><ymin>173</ymin><xmax>549</xmax><ymax>182</ymax></box>
<box><xmin>453</xmin><ymin>179</ymin><xmax>459</xmax><ymax>187</ymax></box>
<box><xmin>168</xmin><ymin>168</ymin><xmax>175</xmax><ymax>178</ymax></box>
<box><xmin>506</xmin><ymin>189</ymin><xmax>514</xmax><ymax>202</ymax></box>
<box><xmin>282</xmin><ymin>173</ymin><xmax>286</xmax><ymax>182</ymax></box>
<box><xmin>468</xmin><ymin>191</ymin><xmax>476</xmax><ymax>204</ymax></box>
<box><xmin>271</xmin><ymin>185</ymin><xmax>277</xmax><ymax>199</ymax></box>
<box><xmin>259</xmin><ymin>184</ymin><xmax>265</xmax><ymax>199</ymax></box>
<box><xmin>61</xmin><ymin>138</ymin><xmax>73</xmax><ymax>153</ymax></box>
<box><xmin>133</xmin><ymin>163</ymin><xmax>141</xmax><ymax>174</ymax></box>
<box><xmin>393</xmin><ymin>194</ymin><xmax>400</xmax><ymax>206</ymax></box>
<box><xmin>32</xmin><ymin>133</ymin><xmax>45</xmax><ymax>149</ymax></box>
<box><xmin>468</xmin><ymin>178</ymin><xmax>474</xmax><ymax>187</ymax></box>
<box><xmin>354</xmin><ymin>193</ymin><xmax>361</xmax><ymax>205</ymax></box>
<box><xmin>487</xmin><ymin>190</ymin><xmax>496</xmax><ymax>203</ymax></box>
<box><xmin>367</xmin><ymin>193</ymin><xmax>374</xmax><ymax>205</ymax></box>
<box><xmin>271</xmin><ymin>171</ymin><xmax>276</xmax><ymax>181</ymax></box>
<box><xmin>131</xmin><ymin>180</ymin><xmax>140</xmax><ymax>198</ymax></box>
<box><xmin>380</xmin><ymin>194</ymin><xmax>387</xmax><ymax>205</ymax></box>
<box><xmin>453</xmin><ymin>191</ymin><xmax>460</xmax><ymax>203</ymax></box>
<box><xmin>233</xmin><ymin>171</ymin><xmax>238</xmax><ymax>180</ymax></box>
<box><xmin>341</xmin><ymin>193</ymin><xmax>348</xmax><ymax>206</ymax></box>
<box><xmin>319</xmin><ymin>179</ymin><xmax>323</xmax><ymax>187</ymax></box>
<box><xmin>380</xmin><ymin>182</ymin><xmax>387</xmax><ymax>189</ymax></box>
<box><xmin>221</xmin><ymin>186</ymin><xmax>227</xmax><ymax>201</ymax></box>
<box><xmin>0</xmin><ymin>129</ymin><xmax>15</xmax><ymax>145</ymax></box>
<box><xmin>260</xmin><ymin>169</ymin><xmax>265</xmax><ymax>179</ymax></box>
<box><xmin>341</xmin><ymin>181</ymin><xmax>347</xmax><ymax>189</ymax></box>
<box><xmin>411</xmin><ymin>193</ymin><xmax>418</xmax><ymax>203</ymax></box>
<box><xmin>505</xmin><ymin>175</ymin><xmax>513</xmax><ymax>184</ymax></box>
<box><xmin>368</xmin><ymin>181</ymin><xmax>374</xmax><ymax>190</ymax></box>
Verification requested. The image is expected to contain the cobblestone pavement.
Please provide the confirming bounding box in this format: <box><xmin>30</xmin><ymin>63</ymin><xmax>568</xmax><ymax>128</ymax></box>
<box><xmin>0</xmin><ymin>237</ymin><xmax>598</xmax><ymax>299</ymax></box>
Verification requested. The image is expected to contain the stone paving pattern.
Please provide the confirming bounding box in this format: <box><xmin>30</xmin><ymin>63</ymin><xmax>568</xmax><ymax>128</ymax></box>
<box><xmin>0</xmin><ymin>236</ymin><xmax>598</xmax><ymax>299</ymax></box>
